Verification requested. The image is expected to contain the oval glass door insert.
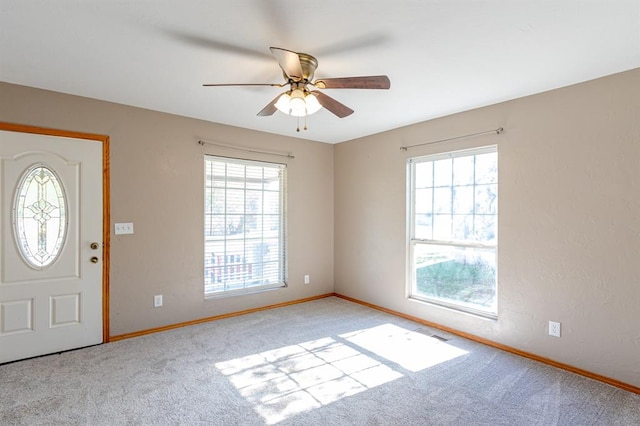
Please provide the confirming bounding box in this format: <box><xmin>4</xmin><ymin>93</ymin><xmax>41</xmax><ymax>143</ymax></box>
<box><xmin>13</xmin><ymin>165</ymin><xmax>68</xmax><ymax>269</ymax></box>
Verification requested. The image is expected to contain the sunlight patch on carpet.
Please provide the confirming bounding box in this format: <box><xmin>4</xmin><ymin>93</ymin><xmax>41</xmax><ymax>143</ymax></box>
<box><xmin>340</xmin><ymin>323</ymin><xmax>468</xmax><ymax>372</ymax></box>
<box><xmin>215</xmin><ymin>323</ymin><xmax>468</xmax><ymax>424</ymax></box>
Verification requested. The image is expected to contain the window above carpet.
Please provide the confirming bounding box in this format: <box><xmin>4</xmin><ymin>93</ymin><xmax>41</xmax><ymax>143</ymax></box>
<box><xmin>407</xmin><ymin>146</ymin><xmax>498</xmax><ymax>317</ymax></box>
<box><xmin>204</xmin><ymin>156</ymin><xmax>288</xmax><ymax>297</ymax></box>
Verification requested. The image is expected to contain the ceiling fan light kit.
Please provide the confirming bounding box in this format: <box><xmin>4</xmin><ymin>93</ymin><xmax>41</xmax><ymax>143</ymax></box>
<box><xmin>203</xmin><ymin>47</ymin><xmax>390</xmax><ymax>130</ymax></box>
<box><xmin>274</xmin><ymin>86</ymin><xmax>322</xmax><ymax>117</ymax></box>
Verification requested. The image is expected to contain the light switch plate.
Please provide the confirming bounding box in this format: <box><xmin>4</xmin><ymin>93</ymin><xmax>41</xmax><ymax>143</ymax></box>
<box><xmin>154</xmin><ymin>295</ymin><xmax>163</xmax><ymax>308</ymax></box>
<box><xmin>115</xmin><ymin>223</ymin><xmax>134</xmax><ymax>235</ymax></box>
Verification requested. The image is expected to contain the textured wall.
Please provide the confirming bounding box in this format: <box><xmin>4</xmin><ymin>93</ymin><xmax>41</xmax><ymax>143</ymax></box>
<box><xmin>0</xmin><ymin>82</ymin><xmax>335</xmax><ymax>336</ymax></box>
<box><xmin>3</xmin><ymin>67</ymin><xmax>640</xmax><ymax>388</ymax></box>
<box><xmin>334</xmin><ymin>68</ymin><xmax>640</xmax><ymax>387</ymax></box>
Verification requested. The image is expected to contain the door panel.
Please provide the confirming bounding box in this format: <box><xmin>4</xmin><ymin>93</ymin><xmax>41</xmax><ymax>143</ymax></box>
<box><xmin>0</xmin><ymin>298</ymin><xmax>33</xmax><ymax>334</ymax></box>
<box><xmin>0</xmin><ymin>128</ymin><xmax>104</xmax><ymax>363</ymax></box>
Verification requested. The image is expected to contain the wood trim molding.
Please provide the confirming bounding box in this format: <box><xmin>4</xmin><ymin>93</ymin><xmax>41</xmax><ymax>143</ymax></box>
<box><xmin>334</xmin><ymin>294</ymin><xmax>640</xmax><ymax>395</ymax></box>
<box><xmin>0</xmin><ymin>122</ymin><xmax>111</xmax><ymax>344</ymax></box>
<box><xmin>102</xmin><ymin>136</ymin><xmax>111</xmax><ymax>342</ymax></box>
<box><xmin>0</xmin><ymin>122</ymin><xmax>108</xmax><ymax>143</ymax></box>
<box><xmin>109</xmin><ymin>293</ymin><xmax>336</xmax><ymax>342</ymax></box>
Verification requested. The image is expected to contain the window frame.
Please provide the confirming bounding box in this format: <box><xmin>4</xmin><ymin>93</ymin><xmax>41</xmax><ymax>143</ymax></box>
<box><xmin>204</xmin><ymin>155</ymin><xmax>288</xmax><ymax>298</ymax></box>
<box><xmin>407</xmin><ymin>145</ymin><xmax>498</xmax><ymax>318</ymax></box>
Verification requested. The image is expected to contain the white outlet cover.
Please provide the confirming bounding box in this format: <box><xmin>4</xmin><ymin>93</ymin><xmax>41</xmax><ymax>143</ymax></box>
<box><xmin>549</xmin><ymin>321</ymin><xmax>561</xmax><ymax>337</ymax></box>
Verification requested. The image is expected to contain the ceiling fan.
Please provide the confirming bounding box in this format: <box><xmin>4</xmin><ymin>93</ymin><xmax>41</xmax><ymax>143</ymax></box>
<box><xmin>203</xmin><ymin>47</ymin><xmax>390</xmax><ymax>129</ymax></box>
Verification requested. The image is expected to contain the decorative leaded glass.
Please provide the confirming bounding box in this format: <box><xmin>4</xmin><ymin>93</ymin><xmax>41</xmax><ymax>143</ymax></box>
<box><xmin>13</xmin><ymin>165</ymin><xmax>68</xmax><ymax>269</ymax></box>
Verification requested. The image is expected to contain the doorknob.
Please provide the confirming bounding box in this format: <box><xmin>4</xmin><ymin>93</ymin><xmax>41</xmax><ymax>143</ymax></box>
<box><xmin>90</xmin><ymin>256</ymin><xmax>99</xmax><ymax>264</ymax></box>
<box><xmin>90</xmin><ymin>242</ymin><xmax>100</xmax><ymax>250</ymax></box>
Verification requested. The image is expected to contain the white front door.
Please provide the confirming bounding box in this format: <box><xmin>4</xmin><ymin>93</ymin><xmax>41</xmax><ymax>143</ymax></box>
<box><xmin>0</xmin><ymin>127</ymin><xmax>105</xmax><ymax>363</ymax></box>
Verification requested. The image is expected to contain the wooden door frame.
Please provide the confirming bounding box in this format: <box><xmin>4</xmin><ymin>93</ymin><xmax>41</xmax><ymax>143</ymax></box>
<box><xmin>0</xmin><ymin>122</ymin><xmax>111</xmax><ymax>342</ymax></box>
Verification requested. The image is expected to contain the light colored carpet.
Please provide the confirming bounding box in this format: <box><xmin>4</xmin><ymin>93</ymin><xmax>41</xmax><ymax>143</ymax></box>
<box><xmin>1</xmin><ymin>297</ymin><xmax>639</xmax><ymax>425</ymax></box>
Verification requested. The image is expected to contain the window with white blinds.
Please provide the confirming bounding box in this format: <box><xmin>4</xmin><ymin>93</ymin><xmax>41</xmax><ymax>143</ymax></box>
<box><xmin>204</xmin><ymin>156</ymin><xmax>287</xmax><ymax>297</ymax></box>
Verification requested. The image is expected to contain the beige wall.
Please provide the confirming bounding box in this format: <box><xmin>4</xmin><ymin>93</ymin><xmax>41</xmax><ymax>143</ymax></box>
<box><xmin>334</xmin><ymin>68</ymin><xmax>640</xmax><ymax>387</ymax></box>
<box><xmin>0</xmin><ymin>82</ymin><xmax>334</xmax><ymax>336</ymax></box>
<box><xmin>2</xmin><ymin>67</ymin><xmax>639</xmax><ymax>388</ymax></box>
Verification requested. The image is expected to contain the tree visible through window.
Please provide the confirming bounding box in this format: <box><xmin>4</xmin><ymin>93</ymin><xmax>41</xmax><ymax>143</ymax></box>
<box><xmin>204</xmin><ymin>156</ymin><xmax>287</xmax><ymax>296</ymax></box>
<box><xmin>408</xmin><ymin>146</ymin><xmax>497</xmax><ymax>316</ymax></box>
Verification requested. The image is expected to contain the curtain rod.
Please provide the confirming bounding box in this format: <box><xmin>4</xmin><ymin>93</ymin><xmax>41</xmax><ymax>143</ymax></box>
<box><xmin>198</xmin><ymin>140</ymin><xmax>295</xmax><ymax>159</ymax></box>
<box><xmin>400</xmin><ymin>127</ymin><xmax>504</xmax><ymax>151</ymax></box>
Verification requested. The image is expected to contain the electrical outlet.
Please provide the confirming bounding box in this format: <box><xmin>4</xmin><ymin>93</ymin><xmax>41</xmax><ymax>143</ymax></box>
<box><xmin>304</xmin><ymin>274</ymin><xmax>310</xmax><ymax>284</ymax></box>
<box><xmin>154</xmin><ymin>295</ymin><xmax>163</xmax><ymax>308</ymax></box>
<box><xmin>548</xmin><ymin>320</ymin><xmax>561</xmax><ymax>337</ymax></box>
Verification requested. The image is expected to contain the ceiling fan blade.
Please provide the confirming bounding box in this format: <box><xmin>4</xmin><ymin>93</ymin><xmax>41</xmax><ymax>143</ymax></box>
<box><xmin>256</xmin><ymin>94</ymin><xmax>282</xmax><ymax>116</ymax></box>
<box><xmin>203</xmin><ymin>83</ymin><xmax>283</xmax><ymax>87</ymax></box>
<box><xmin>311</xmin><ymin>91</ymin><xmax>354</xmax><ymax>118</ymax></box>
<box><xmin>270</xmin><ymin>47</ymin><xmax>304</xmax><ymax>81</ymax></box>
<box><xmin>312</xmin><ymin>33</ymin><xmax>389</xmax><ymax>57</ymax></box>
<box><xmin>163</xmin><ymin>30</ymin><xmax>271</xmax><ymax>61</ymax></box>
<box><xmin>314</xmin><ymin>75</ymin><xmax>390</xmax><ymax>89</ymax></box>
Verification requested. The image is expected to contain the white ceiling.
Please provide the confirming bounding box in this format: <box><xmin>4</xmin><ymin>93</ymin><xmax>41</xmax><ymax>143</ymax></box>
<box><xmin>1</xmin><ymin>1</ymin><xmax>639</xmax><ymax>143</ymax></box>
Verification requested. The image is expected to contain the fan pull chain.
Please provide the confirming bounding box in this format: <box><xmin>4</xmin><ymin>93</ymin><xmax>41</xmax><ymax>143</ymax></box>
<box><xmin>295</xmin><ymin>116</ymin><xmax>309</xmax><ymax>132</ymax></box>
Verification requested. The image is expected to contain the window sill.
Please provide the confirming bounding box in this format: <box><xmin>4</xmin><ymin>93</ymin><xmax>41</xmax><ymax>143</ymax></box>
<box><xmin>408</xmin><ymin>295</ymin><xmax>498</xmax><ymax>321</ymax></box>
<box><xmin>205</xmin><ymin>283</ymin><xmax>287</xmax><ymax>300</ymax></box>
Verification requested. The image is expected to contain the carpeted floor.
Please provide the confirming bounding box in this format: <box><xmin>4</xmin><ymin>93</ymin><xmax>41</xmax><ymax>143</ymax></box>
<box><xmin>1</xmin><ymin>297</ymin><xmax>639</xmax><ymax>425</ymax></box>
